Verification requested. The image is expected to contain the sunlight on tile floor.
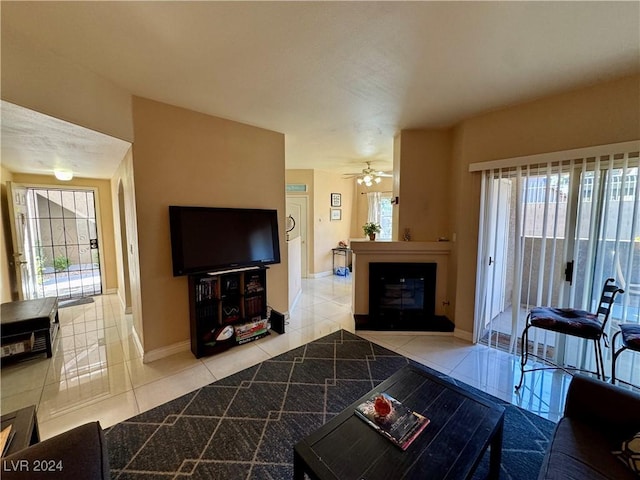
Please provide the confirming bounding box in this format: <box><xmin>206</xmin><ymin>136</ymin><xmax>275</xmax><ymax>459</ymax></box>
<box><xmin>2</xmin><ymin>274</ymin><xmax>632</xmax><ymax>441</ymax></box>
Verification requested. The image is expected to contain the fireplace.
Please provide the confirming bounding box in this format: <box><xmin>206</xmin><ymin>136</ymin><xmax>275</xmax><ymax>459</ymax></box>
<box><xmin>357</xmin><ymin>262</ymin><xmax>454</xmax><ymax>332</ymax></box>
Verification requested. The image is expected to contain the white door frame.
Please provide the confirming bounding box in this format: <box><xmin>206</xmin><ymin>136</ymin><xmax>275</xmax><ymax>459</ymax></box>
<box><xmin>286</xmin><ymin>195</ymin><xmax>309</xmax><ymax>278</ymax></box>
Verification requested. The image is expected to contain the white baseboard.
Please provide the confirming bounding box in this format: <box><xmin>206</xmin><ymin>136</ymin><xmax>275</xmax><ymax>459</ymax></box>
<box><xmin>143</xmin><ymin>339</ymin><xmax>190</xmax><ymax>364</ymax></box>
<box><xmin>454</xmin><ymin>328</ymin><xmax>473</xmax><ymax>342</ymax></box>
<box><xmin>131</xmin><ymin>327</ymin><xmax>145</xmax><ymax>360</ymax></box>
<box><xmin>308</xmin><ymin>271</ymin><xmax>333</xmax><ymax>278</ymax></box>
<box><xmin>116</xmin><ymin>290</ymin><xmax>133</xmax><ymax>314</ymax></box>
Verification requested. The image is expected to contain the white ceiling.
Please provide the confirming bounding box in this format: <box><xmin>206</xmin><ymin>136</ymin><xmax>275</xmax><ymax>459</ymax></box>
<box><xmin>2</xmin><ymin>1</ymin><xmax>639</xmax><ymax>178</ymax></box>
<box><xmin>1</xmin><ymin>101</ymin><xmax>131</xmax><ymax>179</ymax></box>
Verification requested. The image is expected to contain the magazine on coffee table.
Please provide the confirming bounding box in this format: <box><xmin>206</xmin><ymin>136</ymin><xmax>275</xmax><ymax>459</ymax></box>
<box><xmin>354</xmin><ymin>392</ymin><xmax>430</xmax><ymax>451</ymax></box>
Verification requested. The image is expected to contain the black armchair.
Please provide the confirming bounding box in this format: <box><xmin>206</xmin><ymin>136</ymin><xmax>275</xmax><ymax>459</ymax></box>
<box><xmin>2</xmin><ymin>422</ymin><xmax>109</xmax><ymax>480</ymax></box>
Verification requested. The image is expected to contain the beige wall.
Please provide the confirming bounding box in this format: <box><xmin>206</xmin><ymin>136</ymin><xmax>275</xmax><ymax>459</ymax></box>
<box><xmin>395</xmin><ymin>129</ymin><xmax>453</xmax><ymax>242</ymax></box>
<box><xmin>450</xmin><ymin>74</ymin><xmax>640</xmax><ymax>335</ymax></box>
<box><xmin>313</xmin><ymin>171</ymin><xmax>354</xmax><ymax>275</ymax></box>
<box><xmin>1</xmin><ymin>26</ymin><xmax>133</xmax><ymax>142</ymax></box>
<box><xmin>131</xmin><ymin>97</ymin><xmax>287</xmax><ymax>354</ymax></box>
<box><xmin>1</xmin><ymin>167</ymin><xmax>16</xmax><ymax>302</ymax></box>
<box><xmin>7</xmin><ymin>173</ymin><xmax>118</xmax><ymax>294</ymax></box>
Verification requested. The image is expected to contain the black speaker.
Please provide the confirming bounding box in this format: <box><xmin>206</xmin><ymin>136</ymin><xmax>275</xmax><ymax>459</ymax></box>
<box><xmin>270</xmin><ymin>310</ymin><xmax>286</xmax><ymax>334</ymax></box>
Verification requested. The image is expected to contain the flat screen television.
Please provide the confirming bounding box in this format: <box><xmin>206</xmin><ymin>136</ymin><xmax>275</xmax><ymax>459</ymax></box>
<box><xmin>169</xmin><ymin>206</ymin><xmax>281</xmax><ymax>276</ymax></box>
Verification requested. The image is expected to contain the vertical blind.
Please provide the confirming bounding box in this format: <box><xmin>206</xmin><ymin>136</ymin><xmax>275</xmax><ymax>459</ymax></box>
<box><xmin>473</xmin><ymin>142</ymin><xmax>639</xmax><ymax>383</ymax></box>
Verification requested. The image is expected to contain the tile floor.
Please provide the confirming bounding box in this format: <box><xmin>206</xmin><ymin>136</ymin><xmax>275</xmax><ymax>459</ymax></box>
<box><xmin>2</xmin><ymin>275</ymin><xmax>582</xmax><ymax>442</ymax></box>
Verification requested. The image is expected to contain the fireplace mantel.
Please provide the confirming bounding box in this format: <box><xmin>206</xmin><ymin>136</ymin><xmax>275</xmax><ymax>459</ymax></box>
<box><xmin>350</xmin><ymin>241</ymin><xmax>452</xmax><ymax>322</ymax></box>
<box><xmin>350</xmin><ymin>240</ymin><xmax>451</xmax><ymax>255</ymax></box>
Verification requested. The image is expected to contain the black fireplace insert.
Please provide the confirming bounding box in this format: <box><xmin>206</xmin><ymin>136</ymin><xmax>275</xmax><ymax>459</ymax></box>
<box><xmin>356</xmin><ymin>262</ymin><xmax>454</xmax><ymax>332</ymax></box>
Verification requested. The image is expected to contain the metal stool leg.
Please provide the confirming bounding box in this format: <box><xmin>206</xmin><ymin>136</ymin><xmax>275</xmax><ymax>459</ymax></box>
<box><xmin>611</xmin><ymin>330</ymin><xmax>624</xmax><ymax>385</ymax></box>
<box><xmin>594</xmin><ymin>338</ymin><xmax>605</xmax><ymax>380</ymax></box>
<box><xmin>515</xmin><ymin>318</ymin><xmax>531</xmax><ymax>390</ymax></box>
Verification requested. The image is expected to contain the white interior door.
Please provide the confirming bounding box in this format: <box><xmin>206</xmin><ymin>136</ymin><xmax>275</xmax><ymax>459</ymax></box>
<box><xmin>286</xmin><ymin>196</ymin><xmax>308</xmax><ymax>277</ymax></box>
<box><xmin>7</xmin><ymin>182</ymin><xmax>38</xmax><ymax>299</ymax></box>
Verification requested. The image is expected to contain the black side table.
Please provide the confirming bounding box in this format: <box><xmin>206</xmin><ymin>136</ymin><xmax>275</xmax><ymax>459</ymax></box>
<box><xmin>331</xmin><ymin>247</ymin><xmax>352</xmax><ymax>274</ymax></box>
<box><xmin>1</xmin><ymin>405</ymin><xmax>40</xmax><ymax>457</ymax></box>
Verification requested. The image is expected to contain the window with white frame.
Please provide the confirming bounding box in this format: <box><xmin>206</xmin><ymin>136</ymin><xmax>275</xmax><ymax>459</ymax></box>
<box><xmin>366</xmin><ymin>191</ymin><xmax>393</xmax><ymax>240</ymax></box>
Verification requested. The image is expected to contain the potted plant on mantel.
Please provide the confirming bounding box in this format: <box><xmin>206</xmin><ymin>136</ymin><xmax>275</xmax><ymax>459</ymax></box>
<box><xmin>363</xmin><ymin>222</ymin><xmax>381</xmax><ymax>241</ymax></box>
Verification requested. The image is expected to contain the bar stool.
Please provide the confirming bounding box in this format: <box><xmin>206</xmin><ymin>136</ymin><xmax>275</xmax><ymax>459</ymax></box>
<box><xmin>611</xmin><ymin>323</ymin><xmax>640</xmax><ymax>386</ymax></box>
<box><xmin>515</xmin><ymin>278</ymin><xmax>623</xmax><ymax>390</ymax></box>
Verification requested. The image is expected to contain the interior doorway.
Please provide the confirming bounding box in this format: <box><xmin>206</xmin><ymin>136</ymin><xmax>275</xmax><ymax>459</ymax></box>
<box><xmin>8</xmin><ymin>183</ymin><xmax>104</xmax><ymax>301</ymax></box>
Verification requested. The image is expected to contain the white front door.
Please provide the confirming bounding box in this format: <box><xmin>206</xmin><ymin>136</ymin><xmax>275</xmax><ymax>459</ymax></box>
<box><xmin>7</xmin><ymin>182</ymin><xmax>38</xmax><ymax>299</ymax></box>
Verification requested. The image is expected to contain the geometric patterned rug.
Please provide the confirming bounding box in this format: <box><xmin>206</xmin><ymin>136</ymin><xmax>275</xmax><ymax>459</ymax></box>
<box><xmin>105</xmin><ymin>330</ymin><xmax>555</xmax><ymax>479</ymax></box>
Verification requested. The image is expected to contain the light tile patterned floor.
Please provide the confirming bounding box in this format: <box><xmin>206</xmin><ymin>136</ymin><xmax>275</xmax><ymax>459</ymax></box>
<box><xmin>0</xmin><ymin>274</ymin><xmax>612</xmax><ymax>441</ymax></box>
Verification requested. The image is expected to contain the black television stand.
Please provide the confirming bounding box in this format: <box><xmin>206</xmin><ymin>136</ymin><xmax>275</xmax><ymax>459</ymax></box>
<box><xmin>188</xmin><ymin>266</ymin><xmax>270</xmax><ymax>358</ymax></box>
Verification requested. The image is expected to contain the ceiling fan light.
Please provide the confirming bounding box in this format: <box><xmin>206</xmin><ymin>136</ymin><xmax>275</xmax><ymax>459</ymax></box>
<box><xmin>363</xmin><ymin>174</ymin><xmax>372</xmax><ymax>183</ymax></box>
<box><xmin>365</xmin><ymin>180</ymin><xmax>372</xmax><ymax>187</ymax></box>
<box><xmin>374</xmin><ymin>176</ymin><xmax>382</xmax><ymax>184</ymax></box>
<box><xmin>357</xmin><ymin>178</ymin><xmax>363</xmax><ymax>185</ymax></box>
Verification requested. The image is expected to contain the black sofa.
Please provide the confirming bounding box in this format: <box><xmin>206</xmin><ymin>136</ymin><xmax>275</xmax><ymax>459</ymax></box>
<box><xmin>538</xmin><ymin>374</ymin><xmax>640</xmax><ymax>479</ymax></box>
<box><xmin>2</xmin><ymin>421</ymin><xmax>109</xmax><ymax>480</ymax></box>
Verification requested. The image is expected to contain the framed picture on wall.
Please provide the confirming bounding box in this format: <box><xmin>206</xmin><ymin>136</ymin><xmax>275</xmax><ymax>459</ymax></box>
<box><xmin>331</xmin><ymin>193</ymin><xmax>341</xmax><ymax>207</ymax></box>
<box><xmin>330</xmin><ymin>208</ymin><xmax>342</xmax><ymax>221</ymax></box>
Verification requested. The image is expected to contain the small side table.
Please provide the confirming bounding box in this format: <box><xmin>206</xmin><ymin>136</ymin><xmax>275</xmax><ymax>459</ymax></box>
<box><xmin>331</xmin><ymin>247</ymin><xmax>352</xmax><ymax>275</ymax></box>
<box><xmin>1</xmin><ymin>405</ymin><xmax>40</xmax><ymax>457</ymax></box>
<box><xmin>1</xmin><ymin>297</ymin><xmax>59</xmax><ymax>360</ymax></box>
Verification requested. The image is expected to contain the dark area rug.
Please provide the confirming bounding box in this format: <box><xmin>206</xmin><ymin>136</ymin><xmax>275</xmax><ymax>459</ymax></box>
<box><xmin>105</xmin><ymin>330</ymin><xmax>555</xmax><ymax>479</ymax></box>
<box><xmin>58</xmin><ymin>296</ymin><xmax>95</xmax><ymax>308</ymax></box>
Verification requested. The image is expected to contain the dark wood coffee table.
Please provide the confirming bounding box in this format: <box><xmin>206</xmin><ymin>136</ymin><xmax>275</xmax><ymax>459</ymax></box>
<box><xmin>294</xmin><ymin>365</ymin><xmax>505</xmax><ymax>480</ymax></box>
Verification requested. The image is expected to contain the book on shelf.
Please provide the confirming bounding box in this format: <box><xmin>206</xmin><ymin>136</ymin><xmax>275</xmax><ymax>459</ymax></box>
<box><xmin>234</xmin><ymin>319</ymin><xmax>269</xmax><ymax>342</ymax></box>
<box><xmin>354</xmin><ymin>392</ymin><xmax>430</xmax><ymax>451</ymax></box>
<box><xmin>196</xmin><ymin>278</ymin><xmax>217</xmax><ymax>302</ymax></box>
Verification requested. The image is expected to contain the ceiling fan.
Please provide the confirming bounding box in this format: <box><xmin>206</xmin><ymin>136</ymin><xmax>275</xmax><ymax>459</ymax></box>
<box><xmin>343</xmin><ymin>161</ymin><xmax>392</xmax><ymax>187</ymax></box>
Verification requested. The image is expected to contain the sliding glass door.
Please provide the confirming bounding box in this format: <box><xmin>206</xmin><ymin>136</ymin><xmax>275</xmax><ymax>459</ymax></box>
<box><xmin>476</xmin><ymin>148</ymin><xmax>639</xmax><ymax>382</ymax></box>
